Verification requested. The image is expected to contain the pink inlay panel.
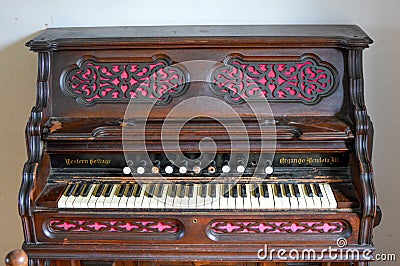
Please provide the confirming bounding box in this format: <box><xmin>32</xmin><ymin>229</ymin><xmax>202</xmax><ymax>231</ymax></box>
<box><xmin>62</xmin><ymin>57</ymin><xmax>188</xmax><ymax>105</ymax></box>
<box><xmin>48</xmin><ymin>219</ymin><xmax>181</xmax><ymax>234</ymax></box>
<box><xmin>209</xmin><ymin>55</ymin><xmax>336</xmax><ymax>104</ymax></box>
<box><xmin>210</xmin><ymin>221</ymin><xmax>346</xmax><ymax>234</ymax></box>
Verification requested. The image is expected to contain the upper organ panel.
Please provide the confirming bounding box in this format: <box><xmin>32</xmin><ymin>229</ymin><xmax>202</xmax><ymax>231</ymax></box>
<box><xmin>61</xmin><ymin>55</ymin><xmax>189</xmax><ymax>106</ymax></box>
<box><xmin>209</xmin><ymin>54</ymin><xmax>338</xmax><ymax>105</ymax></box>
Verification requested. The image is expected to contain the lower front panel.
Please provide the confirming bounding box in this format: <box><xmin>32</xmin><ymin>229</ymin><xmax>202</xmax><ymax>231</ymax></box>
<box><xmin>34</xmin><ymin>211</ymin><xmax>359</xmax><ymax>245</ymax></box>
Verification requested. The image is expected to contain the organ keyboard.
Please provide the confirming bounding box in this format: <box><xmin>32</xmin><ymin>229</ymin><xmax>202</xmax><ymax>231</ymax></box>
<box><xmin>57</xmin><ymin>182</ymin><xmax>338</xmax><ymax>210</ymax></box>
<box><xmin>9</xmin><ymin>25</ymin><xmax>381</xmax><ymax>266</ymax></box>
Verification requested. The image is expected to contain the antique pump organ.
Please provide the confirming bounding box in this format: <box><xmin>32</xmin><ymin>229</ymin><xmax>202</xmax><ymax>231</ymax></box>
<box><xmin>7</xmin><ymin>25</ymin><xmax>381</xmax><ymax>266</ymax></box>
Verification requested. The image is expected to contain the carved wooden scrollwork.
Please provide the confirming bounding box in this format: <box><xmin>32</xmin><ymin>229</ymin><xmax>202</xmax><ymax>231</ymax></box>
<box><xmin>61</xmin><ymin>55</ymin><xmax>189</xmax><ymax>106</ymax></box>
<box><xmin>209</xmin><ymin>54</ymin><xmax>337</xmax><ymax>105</ymax></box>
<box><xmin>209</xmin><ymin>220</ymin><xmax>347</xmax><ymax>235</ymax></box>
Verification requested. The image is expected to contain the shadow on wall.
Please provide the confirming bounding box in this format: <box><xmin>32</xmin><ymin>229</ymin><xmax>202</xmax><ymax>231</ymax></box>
<box><xmin>0</xmin><ymin>34</ymin><xmax>38</xmax><ymax>258</ymax></box>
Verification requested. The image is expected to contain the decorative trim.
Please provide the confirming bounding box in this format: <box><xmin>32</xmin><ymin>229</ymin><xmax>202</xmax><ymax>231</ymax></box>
<box><xmin>348</xmin><ymin>48</ymin><xmax>376</xmax><ymax>245</ymax></box>
<box><xmin>209</xmin><ymin>221</ymin><xmax>347</xmax><ymax>235</ymax></box>
<box><xmin>48</xmin><ymin>219</ymin><xmax>182</xmax><ymax>234</ymax></box>
<box><xmin>20</xmin><ymin>52</ymin><xmax>51</xmax><ymax>242</ymax></box>
<box><xmin>61</xmin><ymin>55</ymin><xmax>189</xmax><ymax>106</ymax></box>
<box><xmin>209</xmin><ymin>54</ymin><xmax>337</xmax><ymax>105</ymax></box>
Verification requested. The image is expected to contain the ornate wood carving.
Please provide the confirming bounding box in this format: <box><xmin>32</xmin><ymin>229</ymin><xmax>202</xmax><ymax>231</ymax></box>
<box><xmin>61</xmin><ymin>56</ymin><xmax>189</xmax><ymax>106</ymax></box>
<box><xmin>209</xmin><ymin>54</ymin><xmax>337</xmax><ymax>105</ymax></box>
<box><xmin>348</xmin><ymin>49</ymin><xmax>376</xmax><ymax>245</ymax></box>
<box><xmin>209</xmin><ymin>220</ymin><xmax>347</xmax><ymax>235</ymax></box>
<box><xmin>48</xmin><ymin>219</ymin><xmax>182</xmax><ymax>234</ymax></box>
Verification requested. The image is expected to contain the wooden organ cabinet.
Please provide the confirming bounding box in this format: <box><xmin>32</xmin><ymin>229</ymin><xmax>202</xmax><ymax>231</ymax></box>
<box><xmin>6</xmin><ymin>25</ymin><xmax>381</xmax><ymax>266</ymax></box>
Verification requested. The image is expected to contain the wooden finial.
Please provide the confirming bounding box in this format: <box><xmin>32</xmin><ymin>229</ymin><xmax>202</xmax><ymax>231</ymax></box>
<box><xmin>5</xmin><ymin>250</ymin><xmax>28</xmax><ymax>266</ymax></box>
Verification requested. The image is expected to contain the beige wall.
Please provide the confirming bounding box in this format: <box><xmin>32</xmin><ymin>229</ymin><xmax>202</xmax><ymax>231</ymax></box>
<box><xmin>1</xmin><ymin>0</ymin><xmax>399</xmax><ymax>265</ymax></box>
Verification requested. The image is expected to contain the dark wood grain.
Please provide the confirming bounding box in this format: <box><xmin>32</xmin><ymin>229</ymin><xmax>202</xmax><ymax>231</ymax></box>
<box><xmin>9</xmin><ymin>25</ymin><xmax>379</xmax><ymax>266</ymax></box>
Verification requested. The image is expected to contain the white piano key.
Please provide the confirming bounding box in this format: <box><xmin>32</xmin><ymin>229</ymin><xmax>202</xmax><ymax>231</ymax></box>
<box><xmin>295</xmin><ymin>184</ymin><xmax>307</xmax><ymax>209</ymax></box>
<box><xmin>310</xmin><ymin>184</ymin><xmax>322</xmax><ymax>209</ymax></box>
<box><xmin>280</xmin><ymin>184</ymin><xmax>291</xmax><ymax>209</ymax></box>
<box><xmin>235</xmin><ymin>186</ymin><xmax>244</xmax><ymax>210</ymax></box>
<box><xmin>249</xmin><ymin>184</ymin><xmax>261</xmax><ymax>209</ymax></box>
<box><xmin>79</xmin><ymin>185</ymin><xmax>96</xmax><ymax>208</ymax></box>
<box><xmin>95</xmin><ymin>184</ymin><xmax>110</xmax><ymax>208</ymax></box>
<box><xmin>219</xmin><ymin>185</ymin><xmax>230</xmax><ymax>209</ymax></box>
<box><xmin>323</xmin><ymin>183</ymin><xmax>338</xmax><ymax>209</ymax></box>
<box><xmin>133</xmin><ymin>185</ymin><xmax>145</xmax><ymax>209</ymax></box>
<box><xmin>318</xmin><ymin>184</ymin><xmax>331</xmax><ymax>209</ymax></box>
<box><xmin>88</xmin><ymin>184</ymin><xmax>102</xmax><ymax>208</ymax></box>
<box><xmin>272</xmin><ymin>184</ymin><xmax>283</xmax><ymax>209</ymax></box>
<box><xmin>165</xmin><ymin>184</ymin><xmax>176</xmax><ymax>209</ymax></box>
<box><xmin>288</xmin><ymin>184</ymin><xmax>299</xmax><ymax>209</ymax></box>
<box><xmin>72</xmin><ymin>184</ymin><xmax>89</xmax><ymax>208</ymax></box>
<box><xmin>195</xmin><ymin>184</ymin><xmax>205</xmax><ymax>209</ymax></box>
<box><xmin>299</xmin><ymin>184</ymin><xmax>315</xmax><ymax>209</ymax></box>
<box><xmin>258</xmin><ymin>184</ymin><xmax>274</xmax><ymax>209</ymax></box>
<box><xmin>118</xmin><ymin>185</ymin><xmax>130</xmax><ymax>208</ymax></box>
<box><xmin>211</xmin><ymin>184</ymin><xmax>220</xmax><ymax>209</ymax></box>
<box><xmin>57</xmin><ymin>184</ymin><xmax>72</xmax><ymax>209</ymax></box>
<box><xmin>160</xmin><ymin>184</ymin><xmax>169</xmax><ymax>208</ymax></box>
<box><xmin>203</xmin><ymin>185</ymin><xmax>213</xmax><ymax>209</ymax></box>
<box><xmin>188</xmin><ymin>184</ymin><xmax>198</xmax><ymax>209</ymax></box>
<box><xmin>149</xmin><ymin>185</ymin><xmax>161</xmax><ymax>209</ymax></box>
<box><xmin>103</xmin><ymin>184</ymin><xmax>118</xmax><ymax>208</ymax></box>
<box><xmin>243</xmin><ymin>184</ymin><xmax>252</xmax><ymax>210</ymax></box>
<box><xmin>126</xmin><ymin>184</ymin><xmax>138</xmax><ymax>208</ymax></box>
<box><xmin>65</xmin><ymin>184</ymin><xmax>81</xmax><ymax>208</ymax></box>
<box><xmin>173</xmin><ymin>184</ymin><xmax>184</xmax><ymax>209</ymax></box>
<box><xmin>110</xmin><ymin>185</ymin><xmax>123</xmax><ymax>208</ymax></box>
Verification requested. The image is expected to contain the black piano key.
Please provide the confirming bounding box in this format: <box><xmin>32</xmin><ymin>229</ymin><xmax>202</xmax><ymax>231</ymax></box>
<box><xmin>126</xmin><ymin>184</ymin><xmax>135</xmax><ymax>197</ymax></box>
<box><xmin>293</xmin><ymin>184</ymin><xmax>301</xmax><ymax>197</ymax></box>
<box><xmin>65</xmin><ymin>183</ymin><xmax>76</xmax><ymax>197</ymax></box>
<box><xmin>274</xmin><ymin>184</ymin><xmax>282</xmax><ymax>197</ymax></box>
<box><xmin>117</xmin><ymin>184</ymin><xmax>127</xmax><ymax>197</ymax></box>
<box><xmin>73</xmin><ymin>183</ymin><xmax>84</xmax><ymax>197</ymax></box>
<box><xmin>252</xmin><ymin>184</ymin><xmax>260</xmax><ymax>198</ymax></box>
<box><xmin>284</xmin><ymin>184</ymin><xmax>291</xmax><ymax>197</ymax></box>
<box><xmin>223</xmin><ymin>184</ymin><xmax>230</xmax><ymax>198</ymax></box>
<box><xmin>169</xmin><ymin>184</ymin><xmax>177</xmax><ymax>197</ymax></box>
<box><xmin>200</xmin><ymin>184</ymin><xmax>207</xmax><ymax>198</ymax></box>
<box><xmin>261</xmin><ymin>183</ymin><xmax>269</xmax><ymax>198</ymax></box>
<box><xmin>104</xmin><ymin>184</ymin><xmax>113</xmax><ymax>197</ymax></box>
<box><xmin>209</xmin><ymin>184</ymin><xmax>216</xmax><ymax>198</ymax></box>
<box><xmin>81</xmin><ymin>183</ymin><xmax>93</xmax><ymax>197</ymax></box>
<box><xmin>134</xmin><ymin>185</ymin><xmax>142</xmax><ymax>197</ymax></box>
<box><xmin>240</xmin><ymin>184</ymin><xmax>247</xmax><ymax>197</ymax></box>
<box><xmin>187</xmin><ymin>184</ymin><xmax>194</xmax><ymax>198</ymax></box>
<box><xmin>314</xmin><ymin>183</ymin><xmax>323</xmax><ymax>197</ymax></box>
<box><xmin>231</xmin><ymin>184</ymin><xmax>238</xmax><ymax>198</ymax></box>
<box><xmin>145</xmin><ymin>184</ymin><xmax>155</xmax><ymax>198</ymax></box>
<box><xmin>177</xmin><ymin>184</ymin><xmax>185</xmax><ymax>198</ymax></box>
<box><xmin>156</xmin><ymin>184</ymin><xmax>164</xmax><ymax>198</ymax></box>
<box><xmin>305</xmin><ymin>183</ymin><xmax>314</xmax><ymax>197</ymax></box>
<box><xmin>95</xmin><ymin>184</ymin><xmax>105</xmax><ymax>197</ymax></box>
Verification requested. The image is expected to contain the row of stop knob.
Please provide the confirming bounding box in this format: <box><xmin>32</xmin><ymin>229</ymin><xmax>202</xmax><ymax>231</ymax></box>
<box><xmin>123</xmin><ymin>160</ymin><xmax>274</xmax><ymax>175</ymax></box>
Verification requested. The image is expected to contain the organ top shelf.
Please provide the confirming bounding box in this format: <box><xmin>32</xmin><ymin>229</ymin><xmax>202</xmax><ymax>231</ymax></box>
<box><xmin>26</xmin><ymin>25</ymin><xmax>372</xmax><ymax>51</ymax></box>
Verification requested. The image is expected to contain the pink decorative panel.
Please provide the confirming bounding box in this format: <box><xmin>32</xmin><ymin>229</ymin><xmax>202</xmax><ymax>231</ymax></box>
<box><xmin>48</xmin><ymin>219</ymin><xmax>181</xmax><ymax>234</ymax></box>
<box><xmin>209</xmin><ymin>55</ymin><xmax>337</xmax><ymax>104</ymax></box>
<box><xmin>210</xmin><ymin>221</ymin><xmax>346</xmax><ymax>234</ymax></box>
<box><xmin>61</xmin><ymin>56</ymin><xmax>188</xmax><ymax>105</ymax></box>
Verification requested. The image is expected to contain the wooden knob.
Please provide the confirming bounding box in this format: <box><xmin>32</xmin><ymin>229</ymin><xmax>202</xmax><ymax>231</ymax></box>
<box><xmin>5</xmin><ymin>250</ymin><xmax>28</xmax><ymax>266</ymax></box>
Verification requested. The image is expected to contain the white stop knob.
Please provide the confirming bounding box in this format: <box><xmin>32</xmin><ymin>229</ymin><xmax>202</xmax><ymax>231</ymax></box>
<box><xmin>123</xmin><ymin>166</ymin><xmax>131</xmax><ymax>175</ymax></box>
<box><xmin>265</xmin><ymin>166</ymin><xmax>274</xmax><ymax>174</ymax></box>
<box><xmin>165</xmin><ymin>165</ymin><xmax>174</xmax><ymax>174</ymax></box>
<box><xmin>179</xmin><ymin>166</ymin><xmax>187</xmax><ymax>174</ymax></box>
<box><xmin>137</xmin><ymin>166</ymin><xmax>145</xmax><ymax>174</ymax></box>
<box><xmin>222</xmin><ymin>165</ymin><xmax>231</xmax><ymax>173</ymax></box>
<box><xmin>237</xmin><ymin>165</ymin><xmax>246</xmax><ymax>173</ymax></box>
